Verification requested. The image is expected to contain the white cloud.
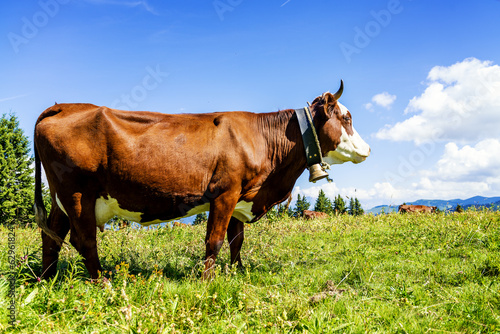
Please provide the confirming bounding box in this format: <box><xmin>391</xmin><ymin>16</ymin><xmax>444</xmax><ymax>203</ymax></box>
<box><xmin>413</xmin><ymin>178</ymin><xmax>492</xmax><ymax>199</ymax></box>
<box><xmin>376</xmin><ymin>58</ymin><xmax>500</xmax><ymax>145</ymax></box>
<box><xmin>0</xmin><ymin>94</ymin><xmax>28</xmax><ymax>103</ymax></box>
<box><xmin>336</xmin><ymin>176</ymin><xmax>498</xmax><ymax>210</ymax></box>
<box><xmin>296</xmin><ymin>176</ymin><xmax>497</xmax><ymax>210</ymax></box>
<box><xmin>295</xmin><ymin>139</ymin><xmax>500</xmax><ymax>210</ymax></box>
<box><xmin>293</xmin><ymin>59</ymin><xmax>500</xmax><ymax>210</ymax></box>
<box><xmin>428</xmin><ymin>139</ymin><xmax>500</xmax><ymax>182</ymax></box>
<box><xmin>346</xmin><ymin>139</ymin><xmax>500</xmax><ymax>209</ymax></box>
<box><xmin>364</xmin><ymin>92</ymin><xmax>396</xmax><ymax>111</ymax></box>
<box><xmin>294</xmin><ymin>182</ymin><xmax>340</xmax><ymax>200</ymax></box>
<box><xmin>372</xmin><ymin>92</ymin><xmax>396</xmax><ymax>109</ymax></box>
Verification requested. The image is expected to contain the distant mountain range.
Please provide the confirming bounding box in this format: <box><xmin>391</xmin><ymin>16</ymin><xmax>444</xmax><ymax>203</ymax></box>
<box><xmin>367</xmin><ymin>196</ymin><xmax>500</xmax><ymax>215</ymax></box>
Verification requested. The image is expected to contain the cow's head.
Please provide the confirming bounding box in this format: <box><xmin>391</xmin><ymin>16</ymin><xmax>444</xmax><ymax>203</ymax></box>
<box><xmin>312</xmin><ymin>81</ymin><xmax>371</xmax><ymax>164</ymax></box>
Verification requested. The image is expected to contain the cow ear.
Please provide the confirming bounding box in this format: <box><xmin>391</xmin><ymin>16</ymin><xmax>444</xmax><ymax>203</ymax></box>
<box><xmin>318</xmin><ymin>80</ymin><xmax>344</xmax><ymax>118</ymax></box>
<box><xmin>319</xmin><ymin>92</ymin><xmax>335</xmax><ymax>118</ymax></box>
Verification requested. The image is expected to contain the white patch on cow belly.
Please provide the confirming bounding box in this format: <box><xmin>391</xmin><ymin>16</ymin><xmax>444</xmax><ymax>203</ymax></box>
<box><xmin>95</xmin><ymin>196</ymin><xmax>145</xmax><ymax>228</ymax></box>
<box><xmin>232</xmin><ymin>201</ymin><xmax>255</xmax><ymax>223</ymax></box>
<box><xmin>55</xmin><ymin>193</ymin><xmax>68</xmax><ymax>216</ymax></box>
<box><xmin>184</xmin><ymin>200</ymin><xmax>255</xmax><ymax>223</ymax></box>
<box><xmin>94</xmin><ymin>196</ymin><xmax>255</xmax><ymax>229</ymax></box>
<box><xmin>94</xmin><ymin>195</ymin><xmax>163</xmax><ymax>229</ymax></box>
<box><xmin>185</xmin><ymin>203</ymin><xmax>210</xmax><ymax>218</ymax></box>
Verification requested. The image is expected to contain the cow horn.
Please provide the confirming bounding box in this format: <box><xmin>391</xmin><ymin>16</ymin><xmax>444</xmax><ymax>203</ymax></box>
<box><xmin>333</xmin><ymin>80</ymin><xmax>344</xmax><ymax>100</ymax></box>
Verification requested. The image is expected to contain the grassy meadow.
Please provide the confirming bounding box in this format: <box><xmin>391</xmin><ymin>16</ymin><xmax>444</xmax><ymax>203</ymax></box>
<box><xmin>1</xmin><ymin>210</ymin><xmax>499</xmax><ymax>333</ymax></box>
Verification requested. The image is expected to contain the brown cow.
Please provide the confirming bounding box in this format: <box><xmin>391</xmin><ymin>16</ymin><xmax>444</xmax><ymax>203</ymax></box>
<box><xmin>303</xmin><ymin>210</ymin><xmax>329</xmax><ymax>219</ymax></box>
<box><xmin>34</xmin><ymin>82</ymin><xmax>370</xmax><ymax>279</ymax></box>
<box><xmin>398</xmin><ymin>205</ymin><xmax>437</xmax><ymax>213</ymax></box>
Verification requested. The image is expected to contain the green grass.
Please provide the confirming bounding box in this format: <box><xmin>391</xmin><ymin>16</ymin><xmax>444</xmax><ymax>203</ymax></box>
<box><xmin>1</xmin><ymin>210</ymin><xmax>499</xmax><ymax>333</ymax></box>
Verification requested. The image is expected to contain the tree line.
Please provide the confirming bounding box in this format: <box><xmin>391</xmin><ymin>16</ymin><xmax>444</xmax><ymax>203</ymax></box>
<box><xmin>278</xmin><ymin>189</ymin><xmax>364</xmax><ymax>218</ymax></box>
<box><xmin>0</xmin><ymin>114</ymin><xmax>40</xmax><ymax>225</ymax></box>
<box><xmin>193</xmin><ymin>190</ymin><xmax>364</xmax><ymax>224</ymax></box>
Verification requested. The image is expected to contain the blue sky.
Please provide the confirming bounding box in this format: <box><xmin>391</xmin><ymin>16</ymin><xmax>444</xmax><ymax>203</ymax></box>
<box><xmin>1</xmin><ymin>0</ymin><xmax>500</xmax><ymax>210</ymax></box>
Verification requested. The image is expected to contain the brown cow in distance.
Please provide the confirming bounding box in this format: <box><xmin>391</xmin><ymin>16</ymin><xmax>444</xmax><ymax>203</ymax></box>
<box><xmin>398</xmin><ymin>204</ymin><xmax>437</xmax><ymax>213</ymax></box>
<box><xmin>34</xmin><ymin>81</ymin><xmax>370</xmax><ymax>279</ymax></box>
<box><xmin>303</xmin><ymin>210</ymin><xmax>329</xmax><ymax>219</ymax></box>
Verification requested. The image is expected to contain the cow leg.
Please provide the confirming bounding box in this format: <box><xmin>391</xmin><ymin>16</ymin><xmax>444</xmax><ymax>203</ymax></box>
<box><xmin>41</xmin><ymin>205</ymin><xmax>70</xmax><ymax>279</ymax></box>
<box><xmin>204</xmin><ymin>192</ymin><xmax>240</xmax><ymax>279</ymax></box>
<box><xmin>65</xmin><ymin>192</ymin><xmax>102</xmax><ymax>279</ymax></box>
<box><xmin>70</xmin><ymin>225</ymin><xmax>101</xmax><ymax>279</ymax></box>
<box><xmin>227</xmin><ymin>217</ymin><xmax>244</xmax><ymax>269</ymax></box>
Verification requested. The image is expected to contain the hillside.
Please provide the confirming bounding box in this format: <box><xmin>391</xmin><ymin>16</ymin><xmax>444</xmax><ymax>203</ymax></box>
<box><xmin>1</xmin><ymin>211</ymin><xmax>499</xmax><ymax>332</ymax></box>
<box><xmin>367</xmin><ymin>195</ymin><xmax>500</xmax><ymax>214</ymax></box>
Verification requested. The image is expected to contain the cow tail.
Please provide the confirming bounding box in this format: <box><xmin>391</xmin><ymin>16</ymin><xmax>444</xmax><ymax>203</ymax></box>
<box><xmin>34</xmin><ymin>137</ymin><xmax>64</xmax><ymax>246</ymax></box>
